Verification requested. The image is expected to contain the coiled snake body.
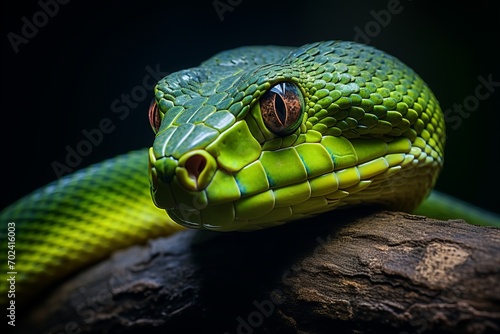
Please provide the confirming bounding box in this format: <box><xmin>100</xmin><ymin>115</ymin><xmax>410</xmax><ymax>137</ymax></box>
<box><xmin>1</xmin><ymin>40</ymin><xmax>448</xmax><ymax>305</ymax></box>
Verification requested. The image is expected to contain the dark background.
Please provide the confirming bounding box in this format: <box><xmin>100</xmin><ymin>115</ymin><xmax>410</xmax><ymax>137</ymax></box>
<box><xmin>2</xmin><ymin>0</ymin><xmax>499</xmax><ymax>213</ymax></box>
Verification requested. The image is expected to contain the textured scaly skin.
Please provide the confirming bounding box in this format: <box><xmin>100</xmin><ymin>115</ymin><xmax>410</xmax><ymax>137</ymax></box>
<box><xmin>149</xmin><ymin>41</ymin><xmax>444</xmax><ymax>230</ymax></box>
<box><xmin>0</xmin><ymin>41</ymin><xmax>445</xmax><ymax>306</ymax></box>
<box><xmin>1</xmin><ymin>151</ymin><xmax>184</xmax><ymax>306</ymax></box>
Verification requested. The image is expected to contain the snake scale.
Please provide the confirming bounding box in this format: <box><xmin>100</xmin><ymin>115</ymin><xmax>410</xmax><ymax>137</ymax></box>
<box><xmin>3</xmin><ymin>40</ymin><xmax>488</xmax><ymax>308</ymax></box>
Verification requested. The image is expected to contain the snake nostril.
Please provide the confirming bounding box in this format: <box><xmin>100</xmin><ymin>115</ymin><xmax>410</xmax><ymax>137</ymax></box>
<box><xmin>185</xmin><ymin>154</ymin><xmax>207</xmax><ymax>186</ymax></box>
<box><xmin>177</xmin><ymin>150</ymin><xmax>216</xmax><ymax>191</ymax></box>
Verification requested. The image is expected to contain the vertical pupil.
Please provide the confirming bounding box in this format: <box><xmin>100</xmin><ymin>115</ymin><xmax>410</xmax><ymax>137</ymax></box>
<box><xmin>274</xmin><ymin>94</ymin><xmax>287</xmax><ymax>124</ymax></box>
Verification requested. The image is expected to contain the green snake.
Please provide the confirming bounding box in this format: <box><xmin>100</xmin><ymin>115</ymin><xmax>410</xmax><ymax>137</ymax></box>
<box><xmin>1</xmin><ymin>40</ymin><xmax>498</xmax><ymax>307</ymax></box>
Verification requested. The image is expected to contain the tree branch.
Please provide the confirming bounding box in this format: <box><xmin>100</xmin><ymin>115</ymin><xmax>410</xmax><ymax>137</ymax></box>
<box><xmin>18</xmin><ymin>210</ymin><xmax>500</xmax><ymax>334</ymax></box>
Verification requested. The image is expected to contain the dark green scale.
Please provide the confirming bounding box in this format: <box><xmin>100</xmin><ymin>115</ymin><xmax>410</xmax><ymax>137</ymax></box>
<box><xmin>150</xmin><ymin>40</ymin><xmax>445</xmax><ymax>230</ymax></box>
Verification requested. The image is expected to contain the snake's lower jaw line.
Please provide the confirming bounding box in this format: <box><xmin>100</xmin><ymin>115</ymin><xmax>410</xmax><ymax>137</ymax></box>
<box><xmin>168</xmin><ymin>209</ymin><xmax>203</xmax><ymax>229</ymax></box>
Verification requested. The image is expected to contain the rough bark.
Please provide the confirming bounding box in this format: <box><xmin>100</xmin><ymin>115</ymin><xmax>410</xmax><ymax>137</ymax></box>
<box><xmin>17</xmin><ymin>210</ymin><xmax>500</xmax><ymax>334</ymax></box>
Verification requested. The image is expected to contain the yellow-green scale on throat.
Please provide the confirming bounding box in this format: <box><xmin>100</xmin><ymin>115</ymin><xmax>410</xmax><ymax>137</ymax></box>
<box><xmin>149</xmin><ymin>41</ymin><xmax>445</xmax><ymax>231</ymax></box>
<box><xmin>1</xmin><ymin>40</ymin><xmax>453</xmax><ymax>308</ymax></box>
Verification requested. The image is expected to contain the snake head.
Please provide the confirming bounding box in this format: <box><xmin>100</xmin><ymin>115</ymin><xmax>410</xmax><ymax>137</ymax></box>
<box><xmin>148</xmin><ymin>41</ymin><xmax>445</xmax><ymax>231</ymax></box>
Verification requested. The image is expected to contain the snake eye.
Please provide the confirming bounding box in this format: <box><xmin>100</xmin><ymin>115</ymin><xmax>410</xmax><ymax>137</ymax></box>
<box><xmin>260</xmin><ymin>81</ymin><xmax>304</xmax><ymax>136</ymax></box>
<box><xmin>148</xmin><ymin>99</ymin><xmax>161</xmax><ymax>133</ymax></box>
